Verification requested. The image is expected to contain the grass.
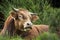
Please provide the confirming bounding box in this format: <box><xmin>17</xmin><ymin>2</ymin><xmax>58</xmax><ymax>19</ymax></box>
<box><xmin>36</xmin><ymin>32</ymin><xmax>59</xmax><ymax>40</ymax></box>
<box><xmin>0</xmin><ymin>35</ymin><xmax>23</xmax><ymax>40</ymax></box>
<box><xmin>0</xmin><ymin>32</ymin><xmax>59</xmax><ymax>40</ymax></box>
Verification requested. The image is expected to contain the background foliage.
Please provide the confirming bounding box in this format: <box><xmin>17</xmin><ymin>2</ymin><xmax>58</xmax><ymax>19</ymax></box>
<box><xmin>0</xmin><ymin>0</ymin><xmax>60</xmax><ymax>40</ymax></box>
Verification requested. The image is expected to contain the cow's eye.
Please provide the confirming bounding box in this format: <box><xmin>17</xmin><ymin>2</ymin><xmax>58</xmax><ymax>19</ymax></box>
<box><xmin>18</xmin><ymin>15</ymin><xmax>23</xmax><ymax>18</ymax></box>
<box><xmin>19</xmin><ymin>15</ymin><xmax>22</xmax><ymax>17</ymax></box>
<box><xmin>18</xmin><ymin>15</ymin><xmax>27</xmax><ymax>20</ymax></box>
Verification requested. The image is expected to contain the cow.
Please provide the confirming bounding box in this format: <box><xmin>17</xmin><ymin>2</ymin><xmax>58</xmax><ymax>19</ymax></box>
<box><xmin>0</xmin><ymin>8</ymin><xmax>39</xmax><ymax>36</ymax></box>
<box><xmin>0</xmin><ymin>8</ymin><xmax>49</xmax><ymax>40</ymax></box>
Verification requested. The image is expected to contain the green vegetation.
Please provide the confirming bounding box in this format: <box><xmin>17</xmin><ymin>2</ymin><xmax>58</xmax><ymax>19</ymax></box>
<box><xmin>0</xmin><ymin>36</ymin><xmax>23</xmax><ymax>40</ymax></box>
<box><xmin>0</xmin><ymin>32</ymin><xmax>59</xmax><ymax>40</ymax></box>
<box><xmin>36</xmin><ymin>32</ymin><xmax>59</xmax><ymax>40</ymax></box>
<box><xmin>0</xmin><ymin>0</ymin><xmax>60</xmax><ymax>40</ymax></box>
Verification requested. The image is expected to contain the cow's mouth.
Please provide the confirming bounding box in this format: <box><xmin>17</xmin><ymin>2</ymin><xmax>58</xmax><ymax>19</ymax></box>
<box><xmin>25</xmin><ymin>27</ymin><xmax>32</xmax><ymax>29</ymax></box>
<box><xmin>24</xmin><ymin>27</ymin><xmax>32</xmax><ymax>31</ymax></box>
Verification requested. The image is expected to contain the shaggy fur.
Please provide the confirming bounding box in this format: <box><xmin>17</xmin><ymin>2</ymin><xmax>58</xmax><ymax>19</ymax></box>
<box><xmin>0</xmin><ymin>15</ymin><xmax>49</xmax><ymax>40</ymax></box>
<box><xmin>0</xmin><ymin>15</ymin><xmax>15</xmax><ymax>36</ymax></box>
<box><xmin>15</xmin><ymin>25</ymin><xmax>49</xmax><ymax>40</ymax></box>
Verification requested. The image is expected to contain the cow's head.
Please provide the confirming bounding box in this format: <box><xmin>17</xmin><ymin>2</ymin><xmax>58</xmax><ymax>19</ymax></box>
<box><xmin>10</xmin><ymin>8</ymin><xmax>39</xmax><ymax>31</ymax></box>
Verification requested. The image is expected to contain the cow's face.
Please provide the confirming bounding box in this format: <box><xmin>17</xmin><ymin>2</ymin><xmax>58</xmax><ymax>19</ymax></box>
<box><xmin>10</xmin><ymin>8</ymin><xmax>39</xmax><ymax>31</ymax></box>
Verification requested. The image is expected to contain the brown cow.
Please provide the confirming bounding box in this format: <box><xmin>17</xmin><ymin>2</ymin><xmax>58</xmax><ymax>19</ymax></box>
<box><xmin>0</xmin><ymin>8</ymin><xmax>39</xmax><ymax>36</ymax></box>
<box><xmin>0</xmin><ymin>8</ymin><xmax>49</xmax><ymax>40</ymax></box>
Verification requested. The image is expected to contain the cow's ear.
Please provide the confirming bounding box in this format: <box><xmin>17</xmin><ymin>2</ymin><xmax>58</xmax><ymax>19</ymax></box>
<box><xmin>31</xmin><ymin>14</ymin><xmax>39</xmax><ymax>22</ymax></box>
<box><xmin>10</xmin><ymin>11</ymin><xmax>16</xmax><ymax>18</ymax></box>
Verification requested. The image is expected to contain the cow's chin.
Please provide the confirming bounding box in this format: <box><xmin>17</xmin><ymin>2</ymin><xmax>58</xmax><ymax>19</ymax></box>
<box><xmin>20</xmin><ymin>28</ymin><xmax>32</xmax><ymax>31</ymax></box>
<box><xmin>24</xmin><ymin>28</ymin><xmax>31</xmax><ymax>31</ymax></box>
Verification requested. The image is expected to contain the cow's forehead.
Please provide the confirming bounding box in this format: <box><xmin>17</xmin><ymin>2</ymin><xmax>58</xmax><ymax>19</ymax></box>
<box><xmin>18</xmin><ymin>10</ymin><xmax>31</xmax><ymax>17</ymax></box>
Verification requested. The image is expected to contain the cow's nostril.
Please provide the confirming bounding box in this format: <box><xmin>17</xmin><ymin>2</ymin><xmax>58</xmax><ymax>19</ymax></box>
<box><xmin>27</xmin><ymin>23</ymin><xmax>30</xmax><ymax>25</ymax></box>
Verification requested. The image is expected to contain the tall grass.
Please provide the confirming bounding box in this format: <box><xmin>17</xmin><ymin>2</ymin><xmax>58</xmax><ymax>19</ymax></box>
<box><xmin>35</xmin><ymin>32</ymin><xmax>59</xmax><ymax>40</ymax></box>
<box><xmin>0</xmin><ymin>32</ymin><xmax>59</xmax><ymax>40</ymax></box>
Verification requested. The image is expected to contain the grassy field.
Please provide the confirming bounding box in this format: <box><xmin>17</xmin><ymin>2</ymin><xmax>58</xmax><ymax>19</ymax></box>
<box><xmin>0</xmin><ymin>32</ymin><xmax>59</xmax><ymax>40</ymax></box>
